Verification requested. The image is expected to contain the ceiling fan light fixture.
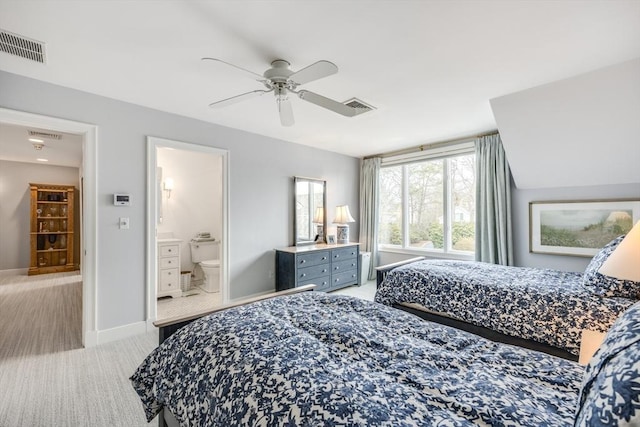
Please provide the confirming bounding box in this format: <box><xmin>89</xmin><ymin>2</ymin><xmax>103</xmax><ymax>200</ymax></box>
<box><xmin>205</xmin><ymin>57</ymin><xmax>351</xmax><ymax>126</ymax></box>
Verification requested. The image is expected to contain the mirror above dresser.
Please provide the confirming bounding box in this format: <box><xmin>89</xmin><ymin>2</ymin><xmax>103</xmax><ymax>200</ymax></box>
<box><xmin>294</xmin><ymin>176</ymin><xmax>326</xmax><ymax>246</ymax></box>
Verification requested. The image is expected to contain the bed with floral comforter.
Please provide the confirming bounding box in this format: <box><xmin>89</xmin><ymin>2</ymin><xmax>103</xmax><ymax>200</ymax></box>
<box><xmin>374</xmin><ymin>259</ymin><xmax>635</xmax><ymax>356</ymax></box>
<box><xmin>131</xmin><ymin>292</ymin><xmax>586</xmax><ymax>426</ymax></box>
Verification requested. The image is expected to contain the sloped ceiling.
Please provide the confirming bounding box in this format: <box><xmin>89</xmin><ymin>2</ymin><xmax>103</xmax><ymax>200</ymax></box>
<box><xmin>491</xmin><ymin>59</ymin><xmax>640</xmax><ymax>189</ymax></box>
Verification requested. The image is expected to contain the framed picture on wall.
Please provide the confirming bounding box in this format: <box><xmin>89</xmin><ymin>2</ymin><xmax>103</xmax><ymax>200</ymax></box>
<box><xmin>529</xmin><ymin>199</ymin><xmax>640</xmax><ymax>257</ymax></box>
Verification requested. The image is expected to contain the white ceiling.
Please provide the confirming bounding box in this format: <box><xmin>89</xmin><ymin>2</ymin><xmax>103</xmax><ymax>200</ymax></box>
<box><xmin>0</xmin><ymin>122</ymin><xmax>82</xmax><ymax>167</ymax></box>
<box><xmin>0</xmin><ymin>1</ymin><xmax>639</xmax><ymax>158</ymax></box>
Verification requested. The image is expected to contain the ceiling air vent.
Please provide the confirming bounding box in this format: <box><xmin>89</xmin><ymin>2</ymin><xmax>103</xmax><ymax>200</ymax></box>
<box><xmin>0</xmin><ymin>29</ymin><xmax>46</xmax><ymax>63</ymax></box>
<box><xmin>29</xmin><ymin>130</ymin><xmax>62</xmax><ymax>140</ymax></box>
<box><xmin>343</xmin><ymin>98</ymin><xmax>375</xmax><ymax>115</ymax></box>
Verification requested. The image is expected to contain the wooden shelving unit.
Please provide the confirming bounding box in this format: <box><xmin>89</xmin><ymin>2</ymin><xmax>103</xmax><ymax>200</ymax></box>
<box><xmin>28</xmin><ymin>183</ymin><xmax>79</xmax><ymax>275</ymax></box>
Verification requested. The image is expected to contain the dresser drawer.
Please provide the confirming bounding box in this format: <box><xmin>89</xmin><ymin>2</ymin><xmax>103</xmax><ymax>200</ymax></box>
<box><xmin>160</xmin><ymin>256</ymin><xmax>179</xmax><ymax>269</ymax></box>
<box><xmin>299</xmin><ymin>275</ymin><xmax>331</xmax><ymax>292</ymax></box>
<box><xmin>298</xmin><ymin>264</ymin><xmax>330</xmax><ymax>281</ymax></box>
<box><xmin>331</xmin><ymin>246</ymin><xmax>358</xmax><ymax>261</ymax></box>
<box><xmin>297</xmin><ymin>250</ymin><xmax>330</xmax><ymax>268</ymax></box>
<box><xmin>332</xmin><ymin>258</ymin><xmax>357</xmax><ymax>273</ymax></box>
<box><xmin>160</xmin><ymin>244</ymin><xmax>179</xmax><ymax>257</ymax></box>
<box><xmin>159</xmin><ymin>268</ymin><xmax>179</xmax><ymax>291</ymax></box>
<box><xmin>332</xmin><ymin>270</ymin><xmax>358</xmax><ymax>286</ymax></box>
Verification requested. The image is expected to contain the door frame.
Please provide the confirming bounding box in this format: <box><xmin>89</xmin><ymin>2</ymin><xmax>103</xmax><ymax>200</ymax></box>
<box><xmin>146</xmin><ymin>136</ymin><xmax>230</xmax><ymax>325</ymax></box>
<box><xmin>0</xmin><ymin>107</ymin><xmax>98</xmax><ymax>347</ymax></box>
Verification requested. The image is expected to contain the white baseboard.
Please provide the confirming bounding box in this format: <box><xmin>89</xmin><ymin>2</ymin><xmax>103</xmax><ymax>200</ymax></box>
<box><xmin>0</xmin><ymin>268</ymin><xmax>28</xmax><ymax>277</ymax></box>
<box><xmin>84</xmin><ymin>330</ymin><xmax>98</xmax><ymax>348</ymax></box>
<box><xmin>96</xmin><ymin>321</ymin><xmax>148</xmax><ymax>345</ymax></box>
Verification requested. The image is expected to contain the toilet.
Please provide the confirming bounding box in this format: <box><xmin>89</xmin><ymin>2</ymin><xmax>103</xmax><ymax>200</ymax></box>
<box><xmin>189</xmin><ymin>240</ymin><xmax>220</xmax><ymax>293</ymax></box>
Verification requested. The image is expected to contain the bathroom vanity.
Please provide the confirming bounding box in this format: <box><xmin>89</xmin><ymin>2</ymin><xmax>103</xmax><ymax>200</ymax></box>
<box><xmin>157</xmin><ymin>238</ymin><xmax>182</xmax><ymax>298</ymax></box>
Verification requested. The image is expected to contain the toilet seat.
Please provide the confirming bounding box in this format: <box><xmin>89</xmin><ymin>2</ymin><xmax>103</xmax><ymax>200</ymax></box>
<box><xmin>201</xmin><ymin>259</ymin><xmax>220</xmax><ymax>268</ymax></box>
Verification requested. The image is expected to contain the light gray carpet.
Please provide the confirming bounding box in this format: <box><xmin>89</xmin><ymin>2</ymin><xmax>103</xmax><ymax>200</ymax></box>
<box><xmin>0</xmin><ymin>272</ymin><xmax>82</xmax><ymax>359</ymax></box>
<box><xmin>0</xmin><ymin>273</ymin><xmax>376</xmax><ymax>426</ymax></box>
<box><xmin>0</xmin><ymin>272</ymin><xmax>157</xmax><ymax>426</ymax></box>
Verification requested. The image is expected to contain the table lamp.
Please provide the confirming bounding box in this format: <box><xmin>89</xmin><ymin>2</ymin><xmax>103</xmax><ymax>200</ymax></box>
<box><xmin>333</xmin><ymin>205</ymin><xmax>355</xmax><ymax>244</ymax></box>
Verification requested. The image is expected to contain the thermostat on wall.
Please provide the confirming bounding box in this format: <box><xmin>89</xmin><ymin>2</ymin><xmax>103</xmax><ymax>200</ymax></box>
<box><xmin>114</xmin><ymin>193</ymin><xmax>131</xmax><ymax>206</ymax></box>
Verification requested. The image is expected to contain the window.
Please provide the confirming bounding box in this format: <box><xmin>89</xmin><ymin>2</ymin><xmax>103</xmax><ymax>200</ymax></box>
<box><xmin>378</xmin><ymin>146</ymin><xmax>475</xmax><ymax>255</ymax></box>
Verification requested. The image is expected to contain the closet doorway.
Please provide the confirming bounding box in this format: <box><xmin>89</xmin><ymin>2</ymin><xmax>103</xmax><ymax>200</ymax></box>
<box><xmin>146</xmin><ymin>137</ymin><xmax>229</xmax><ymax>324</ymax></box>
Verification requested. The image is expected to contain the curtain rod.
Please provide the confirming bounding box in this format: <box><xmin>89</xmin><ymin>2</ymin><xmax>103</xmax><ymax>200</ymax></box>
<box><xmin>363</xmin><ymin>129</ymin><xmax>499</xmax><ymax>160</ymax></box>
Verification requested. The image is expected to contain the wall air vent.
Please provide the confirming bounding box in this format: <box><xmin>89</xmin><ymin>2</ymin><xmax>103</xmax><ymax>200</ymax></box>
<box><xmin>0</xmin><ymin>29</ymin><xmax>46</xmax><ymax>63</ymax></box>
<box><xmin>29</xmin><ymin>130</ymin><xmax>62</xmax><ymax>140</ymax></box>
<box><xmin>343</xmin><ymin>98</ymin><xmax>376</xmax><ymax>115</ymax></box>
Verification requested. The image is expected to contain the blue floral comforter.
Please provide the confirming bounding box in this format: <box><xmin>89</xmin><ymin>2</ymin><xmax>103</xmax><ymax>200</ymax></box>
<box><xmin>131</xmin><ymin>292</ymin><xmax>583</xmax><ymax>426</ymax></box>
<box><xmin>375</xmin><ymin>260</ymin><xmax>635</xmax><ymax>356</ymax></box>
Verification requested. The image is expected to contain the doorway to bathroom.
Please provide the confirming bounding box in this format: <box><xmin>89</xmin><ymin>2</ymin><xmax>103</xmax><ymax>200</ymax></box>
<box><xmin>146</xmin><ymin>137</ymin><xmax>229</xmax><ymax>324</ymax></box>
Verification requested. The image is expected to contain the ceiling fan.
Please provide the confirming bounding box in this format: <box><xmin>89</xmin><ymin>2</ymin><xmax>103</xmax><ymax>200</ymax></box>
<box><xmin>202</xmin><ymin>58</ymin><xmax>358</xmax><ymax>126</ymax></box>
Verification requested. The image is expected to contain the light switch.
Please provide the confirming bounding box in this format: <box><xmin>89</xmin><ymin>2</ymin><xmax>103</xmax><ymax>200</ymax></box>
<box><xmin>119</xmin><ymin>217</ymin><xmax>130</xmax><ymax>229</ymax></box>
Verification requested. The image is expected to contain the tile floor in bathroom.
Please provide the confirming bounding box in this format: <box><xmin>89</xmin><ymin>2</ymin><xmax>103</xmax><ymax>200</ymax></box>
<box><xmin>156</xmin><ymin>286</ymin><xmax>222</xmax><ymax>321</ymax></box>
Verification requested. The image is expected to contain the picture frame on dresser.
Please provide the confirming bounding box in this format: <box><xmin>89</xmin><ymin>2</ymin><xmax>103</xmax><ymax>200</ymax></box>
<box><xmin>327</xmin><ymin>235</ymin><xmax>336</xmax><ymax>245</ymax></box>
<box><xmin>529</xmin><ymin>199</ymin><xmax>640</xmax><ymax>257</ymax></box>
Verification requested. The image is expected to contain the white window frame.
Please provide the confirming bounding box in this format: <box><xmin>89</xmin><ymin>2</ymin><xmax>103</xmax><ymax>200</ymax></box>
<box><xmin>378</xmin><ymin>141</ymin><xmax>475</xmax><ymax>261</ymax></box>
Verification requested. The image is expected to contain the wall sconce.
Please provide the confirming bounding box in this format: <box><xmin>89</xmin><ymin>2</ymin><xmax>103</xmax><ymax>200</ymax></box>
<box><xmin>163</xmin><ymin>178</ymin><xmax>174</xmax><ymax>199</ymax></box>
<box><xmin>333</xmin><ymin>205</ymin><xmax>355</xmax><ymax>244</ymax></box>
<box><xmin>313</xmin><ymin>207</ymin><xmax>325</xmax><ymax>243</ymax></box>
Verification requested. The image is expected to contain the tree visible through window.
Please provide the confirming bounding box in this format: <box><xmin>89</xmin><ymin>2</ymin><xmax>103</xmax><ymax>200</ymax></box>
<box><xmin>378</xmin><ymin>152</ymin><xmax>475</xmax><ymax>254</ymax></box>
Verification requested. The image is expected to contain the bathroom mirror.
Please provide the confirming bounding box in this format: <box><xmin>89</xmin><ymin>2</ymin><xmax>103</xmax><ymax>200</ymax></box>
<box><xmin>294</xmin><ymin>176</ymin><xmax>326</xmax><ymax>246</ymax></box>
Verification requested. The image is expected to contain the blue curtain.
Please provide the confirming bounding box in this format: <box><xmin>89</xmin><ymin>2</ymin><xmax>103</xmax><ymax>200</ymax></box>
<box><xmin>475</xmin><ymin>133</ymin><xmax>513</xmax><ymax>265</ymax></box>
<box><xmin>359</xmin><ymin>157</ymin><xmax>381</xmax><ymax>280</ymax></box>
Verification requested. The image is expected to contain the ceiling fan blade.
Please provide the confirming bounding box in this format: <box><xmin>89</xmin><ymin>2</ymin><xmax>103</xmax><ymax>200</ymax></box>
<box><xmin>289</xmin><ymin>60</ymin><xmax>338</xmax><ymax>85</ymax></box>
<box><xmin>278</xmin><ymin>97</ymin><xmax>295</xmax><ymax>127</ymax></box>
<box><xmin>208</xmin><ymin>89</ymin><xmax>272</xmax><ymax>108</ymax></box>
<box><xmin>297</xmin><ymin>90</ymin><xmax>357</xmax><ymax>117</ymax></box>
<box><xmin>202</xmin><ymin>57</ymin><xmax>264</xmax><ymax>80</ymax></box>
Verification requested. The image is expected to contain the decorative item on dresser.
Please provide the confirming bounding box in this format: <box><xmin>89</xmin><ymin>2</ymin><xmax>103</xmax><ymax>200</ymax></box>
<box><xmin>28</xmin><ymin>183</ymin><xmax>79</xmax><ymax>275</ymax></box>
<box><xmin>276</xmin><ymin>243</ymin><xmax>360</xmax><ymax>292</ymax></box>
<box><xmin>157</xmin><ymin>239</ymin><xmax>182</xmax><ymax>298</ymax></box>
<box><xmin>333</xmin><ymin>205</ymin><xmax>355</xmax><ymax>244</ymax></box>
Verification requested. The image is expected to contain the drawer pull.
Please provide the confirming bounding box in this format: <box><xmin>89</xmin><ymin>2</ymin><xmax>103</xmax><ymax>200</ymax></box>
<box><xmin>301</xmin><ymin>273</ymin><xmax>306</xmax><ymax>277</ymax></box>
<box><xmin>301</xmin><ymin>260</ymin><xmax>306</xmax><ymax>264</ymax></box>
<box><xmin>322</xmin><ymin>257</ymin><xmax>327</xmax><ymax>260</ymax></box>
<box><xmin>335</xmin><ymin>266</ymin><xmax>339</xmax><ymax>270</ymax></box>
<box><xmin>335</xmin><ymin>255</ymin><xmax>340</xmax><ymax>258</ymax></box>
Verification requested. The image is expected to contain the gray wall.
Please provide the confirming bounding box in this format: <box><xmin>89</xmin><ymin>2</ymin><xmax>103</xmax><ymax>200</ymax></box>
<box><xmin>512</xmin><ymin>182</ymin><xmax>640</xmax><ymax>272</ymax></box>
<box><xmin>0</xmin><ymin>70</ymin><xmax>360</xmax><ymax>331</ymax></box>
<box><xmin>0</xmin><ymin>160</ymin><xmax>80</xmax><ymax>270</ymax></box>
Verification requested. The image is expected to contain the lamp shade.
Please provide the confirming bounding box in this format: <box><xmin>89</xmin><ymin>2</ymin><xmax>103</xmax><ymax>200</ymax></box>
<box><xmin>313</xmin><ymin>207</ymin><xmax>324</xmax><ymax>223</ymax></box>
<box><xmin>598</xmin><ymin>221</ymin><xmax>640</xmax><ymax>281</ymax></box>
<box><xmin>333</xmin><ymin>205</ymin><xmax>355</xmax><ymax>224</ymax></box>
